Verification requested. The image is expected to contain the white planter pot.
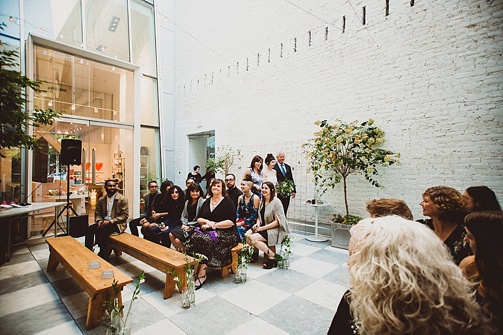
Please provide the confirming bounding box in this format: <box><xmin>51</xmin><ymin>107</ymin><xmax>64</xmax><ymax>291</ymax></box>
<box><xmin>331</xmin><ymin>223</ymin><xmax>351</xmax><ymax>249</ymax></box>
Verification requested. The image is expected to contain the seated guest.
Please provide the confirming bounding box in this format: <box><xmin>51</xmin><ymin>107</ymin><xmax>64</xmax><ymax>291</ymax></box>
<box><xmin>187</xmin><ymin>179</ymin><xmax>239</xmax><ymax>290</ymax></box>
<box><xmin>236</xmin><ymin>178</ymin><xmax>260</xmax><ymax>241</ymax></box>
<box><xmin>141</xmin><ymin>180</ymin><xmax>172</xmax><ymax>242</ymax></box>
<box><xmin>328</xmin><ymin>198</ymin><xmax>413</xmax><ymax>335</ymax></box>
<box><xmin>365</xmin><ymin>198</ymin><xmax>413</xmax><ymax>220</ymax></box>
<box><xmin>463</xmin><ymin>211</ymin><xmax>503</xmax><ymax>332</ymax></box>
<box><xmin>345</xmin><ymin>216</ymin><xmax>494</xmax><ymax>335</ymax></box>
<box><xmin>85</xmin><ymin>179</ymin><xmax>129</xmax><ymax>260</ymax></box>
<box><xmin>225</xmin><ymin>173</ymin><xmax>243</xmax><ymax>208</ymax></box>
<box><xmin>150</xmin><ymin>185</ymin><xmax>185</xmax><ymax>248</ymax></box>
<box><xmin>418</xmin><ymin>185</ymin><xmax>470</xmax><ymax>264</ymax></box>
<box><xmin>170</xmin><ymin>182</ymin><xmax>205</xmax><ymax>251</ymax></box>
<box><xmin>464</xmin><ymin>186</ymin><xmax>501</xmax><ymax>212</ymax></box>
<box><xmin>187</xmin><ymin>165</ymin><xmax>202</xmax><ymax>183</ymax></box>
<box><xmin>246</xmin><ymin>181</ymin><xmax>289</xmax><ymax>269</ymax></box>
<box><xmin>459</xmin><ymin>186</ymin><xmax>501</xmax><ymax>278</ymax></box>
<box><xmin>129</xmin><ymin>180</ymin><xmax>159</xmax><ymax>236</ymax></box>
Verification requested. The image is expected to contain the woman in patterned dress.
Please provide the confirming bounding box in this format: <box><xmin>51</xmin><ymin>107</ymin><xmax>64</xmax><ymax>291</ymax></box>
<box><xmin>188</xmin><ymin>179</ymin><xmax>239</xmax><ymax>290</ymax></box>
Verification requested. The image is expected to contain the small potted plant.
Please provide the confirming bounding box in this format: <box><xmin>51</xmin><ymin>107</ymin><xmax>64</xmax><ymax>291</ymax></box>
<box><xmin>330</xmin><ymin>213</ymin><xmax>363</xmax><ymax>249</ymax></box>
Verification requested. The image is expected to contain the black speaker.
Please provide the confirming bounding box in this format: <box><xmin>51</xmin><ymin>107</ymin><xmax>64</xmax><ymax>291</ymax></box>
<box><xmin>60</xmin><ymin>139</ymin><xmax>82</xmax><ymax>165</ymax></box>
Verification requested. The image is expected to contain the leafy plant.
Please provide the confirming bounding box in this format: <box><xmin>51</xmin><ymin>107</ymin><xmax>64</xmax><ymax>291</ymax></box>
<box><xmin>205</xmin><ymin>146</ymin><xmax>242</xmax><ymax>175</ymax></box>
<box><xmin>276</xmin><ymin>179</ymin><xmax>296</xmax><ymax>197</ymax></box>
<box><xmin>0</xmin><ymin>27</ymin><xmax>61</xmax><ymax>157</ymax></box>
<box><xmin>274</xmin><ymin>235</ymin><xmax>294</xmax><ymax>263</ymax></box>
<box><xmin>331</xmin><ymin>213</ymin><xmax>363</xmax><ymax>226</ymax></box>
<box><xmin>238</xmin><ymin>243</ymin><xmax>254</xmax><ymax>268</ymax></box>
<box><xmin>303</xmin><ymin>119</ymin><xmax>400</xmax><ymax>217</ymax></box>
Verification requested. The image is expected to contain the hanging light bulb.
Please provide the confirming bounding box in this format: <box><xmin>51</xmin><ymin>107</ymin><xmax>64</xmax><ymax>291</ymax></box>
<box><xmin>48</xmin><ymin>100</ymin><xmax>53</xmax><ymax>107</ymax></box>
<box><xmin>93</xmin><ymin>107</ymin><xmax>98</xmax><ymax>113</ymax></box>
<box><xmin>71</xmin><ymin>104</ymin><xmax>76</xmax><ymax>111</ymax></box>
<box><xmin>9</xmin><ymin>16</ymin><xmax>14</xmax><ymax>23</ymax></box>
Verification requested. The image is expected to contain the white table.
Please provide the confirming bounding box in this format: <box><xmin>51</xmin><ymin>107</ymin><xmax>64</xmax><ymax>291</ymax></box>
<box><xmin>44</xmin><ymin>194</ymin><xmax>87</xmax><ymax>215</ymax></box>
<box><xmin>305</xmin><ymin>202</ymin><xmax>331</xmax><ymax>242</ymax></box>
<box><xmin>0</xmin><ymin>202</ymin><xmax>65</xmax><ymax>261</ymax></box>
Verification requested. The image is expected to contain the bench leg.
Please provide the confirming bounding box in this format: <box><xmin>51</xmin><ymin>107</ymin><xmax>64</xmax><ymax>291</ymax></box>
<box><xmin>47</xmin><ymin>252</ymin><xmax>59</xmax><ymax>272</ymax></box>
<box><xmin>164</xmin><ymin>272</ymin><xmax>177</xmax><ymax>299</ymax></box>
<box><xmin>220</xmin><ymin>265</ymin><xmax>231</xmax><ymax>279</ymax></box>
<box><xmin>86</xmin><ymin>290</ymin><xmax>123</xmax><ymax>330</ymax></box>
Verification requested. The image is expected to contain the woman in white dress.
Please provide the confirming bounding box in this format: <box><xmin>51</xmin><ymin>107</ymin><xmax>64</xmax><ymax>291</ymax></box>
<box><xmin>262</xmin><ymin>153</ymin><xmax>278</xmax><ymax>186</ymax></box>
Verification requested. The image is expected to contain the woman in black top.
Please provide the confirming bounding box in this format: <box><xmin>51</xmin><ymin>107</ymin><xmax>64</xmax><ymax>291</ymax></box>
<box><xmin>187</xmin><ymin>179</ymin><xmax>239</xmax><ymax>290</ymax></box>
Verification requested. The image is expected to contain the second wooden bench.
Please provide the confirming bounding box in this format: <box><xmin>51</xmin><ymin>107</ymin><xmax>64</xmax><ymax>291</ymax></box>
<box><xmin>108</xmin><ymin>233</ymin><xmax>198</xmax><ymax>299</ymax></box>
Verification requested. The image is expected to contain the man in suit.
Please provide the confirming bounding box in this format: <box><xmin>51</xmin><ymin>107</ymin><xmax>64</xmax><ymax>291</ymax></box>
<box><xmin>274</xmin><ymin>151</ymin><xmax>296</xmax><ymax>216</ymax></box>
<box><xmin>85</xmin><ymin>179</ymin><xmax>129</xmax><ymax>260</ymax></box>
<box><xmin>128</xmin><ymin>180</ymin><xmax>159</xmax><ymax>237</ymax></box>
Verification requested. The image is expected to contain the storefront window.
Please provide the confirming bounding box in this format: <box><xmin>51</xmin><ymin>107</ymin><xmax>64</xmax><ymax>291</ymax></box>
<box><xmin>139</xmin><ymin>127</ymin><xmax>161</xmax><ymax>198</ymax></box>
<box><xmin>131</xmin><ymin>0</ymin><xmax>157</xmax><ymax>76</ymax></box>
<box><xmin>32</xmin><ymin>45</ymin><xmax>134</xmax><ymax>124</ymax></box>
<box><xmin>24</xmin><ymin>0</ymin><xmax>82</xmax><ymax>47</ymax></box>
<box><xmin>85</xmin><ymin>0</ymin><xmax>129</xmax><ymax>61</ymax></box>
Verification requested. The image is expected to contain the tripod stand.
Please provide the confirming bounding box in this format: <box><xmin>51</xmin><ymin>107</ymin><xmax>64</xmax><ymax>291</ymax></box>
<box><xmin>42</xmin><ymin>164</ymin><xmax>79</xmax><ymax>237</ymax></box>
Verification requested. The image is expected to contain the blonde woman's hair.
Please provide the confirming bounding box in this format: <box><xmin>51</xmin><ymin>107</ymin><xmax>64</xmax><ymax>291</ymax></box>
<box><xmin>348</xmin><ymin>216</ymin><xmax>494</xmax><ymax>335</ymax></box>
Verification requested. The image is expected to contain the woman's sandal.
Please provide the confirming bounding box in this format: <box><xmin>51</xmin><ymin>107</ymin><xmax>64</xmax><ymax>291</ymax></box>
<box><xmin>263</xmin><ymin>258</ymin><xmax>277</xmax><ymax>269</ymax></box>
<box><xmin>195</xmin><ymin>275</ymin><xmax>207</xmax><ymax>290</ymax></box>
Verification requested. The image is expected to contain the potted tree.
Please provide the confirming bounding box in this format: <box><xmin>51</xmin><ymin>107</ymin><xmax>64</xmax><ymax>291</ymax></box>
<box><xmin>303</xmin><ymin>119</ymin><xmax>400</xmax><ymax>248</ymax></box>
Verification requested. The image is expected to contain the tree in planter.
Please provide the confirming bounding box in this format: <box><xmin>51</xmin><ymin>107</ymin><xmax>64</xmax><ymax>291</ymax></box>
<box><xmin>303</xmin><ymin>119</ymin><xmax>400</xmax><ymax>218</ymax></box>
<box><xmin>205</xmin><ymin>146</ymin><xmax>242</xmax><ymax>175</ymax></box>
<box><xmin>0</xmin><ymin>35</ymin><xmax>60</xmax><ymax>158</ymax></box>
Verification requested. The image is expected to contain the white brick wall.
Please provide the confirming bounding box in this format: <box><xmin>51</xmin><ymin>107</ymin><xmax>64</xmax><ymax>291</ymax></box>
<box><xmin>168</xmin><ymin>0</ymin><xmax>503</xmax><ymax>225</ymax></box>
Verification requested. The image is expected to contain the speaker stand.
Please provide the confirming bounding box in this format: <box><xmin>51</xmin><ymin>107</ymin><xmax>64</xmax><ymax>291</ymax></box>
<box><xmin>43</xmin><ymin>164</ymin><xmax>79</xmax><ymax>237</ymax></box>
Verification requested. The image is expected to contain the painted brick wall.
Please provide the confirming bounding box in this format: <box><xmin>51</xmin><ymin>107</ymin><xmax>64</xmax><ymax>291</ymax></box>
<box><xmin>170</xmin><ymin>0</ymin><xmax>503</xmax><ymax>225</ymax></box>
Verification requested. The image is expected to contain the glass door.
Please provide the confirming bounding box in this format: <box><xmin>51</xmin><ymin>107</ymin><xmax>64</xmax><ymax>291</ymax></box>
<box><xmin>32</xmin><ymin>119</ymin><xmax>133</xmax><ymax>229</ymax></box>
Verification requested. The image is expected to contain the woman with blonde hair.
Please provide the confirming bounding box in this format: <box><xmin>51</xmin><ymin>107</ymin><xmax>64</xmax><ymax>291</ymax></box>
<box><xmin>346</xmin><ymin>216</ymin><xmax>495</xmax><ymax>335</ymax></box>
<box><xmin>419</xmin><ymin>185</ymin><xmax>470</xmax><ymax>264</ymax></box>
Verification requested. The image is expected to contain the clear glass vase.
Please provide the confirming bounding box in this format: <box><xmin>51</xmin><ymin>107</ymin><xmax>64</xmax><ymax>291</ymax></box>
<box><xmin>182</xmin><ymin>267</ymin><xmax>195</xmax><ymax>308</ymax></box>
<box><xmin>107</xmin><ymin>313</ymin><xmax>132</xmax><ymax>335</ymax></box>
<box><xmin>234</xmin><ymin>264</ymin><xmax>247</xmax><ymax>283</ymax></box>
<box><xmin>278</xmin><ymin>251</ymin><xmax>290</xmax><ymax>269</ymax></box>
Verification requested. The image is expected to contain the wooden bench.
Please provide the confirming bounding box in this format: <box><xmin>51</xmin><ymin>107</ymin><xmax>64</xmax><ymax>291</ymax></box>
<box><xmin>46</xmin><ymin>236</ymin><xmax>132</xmax><ymax>330</ymax></box>
<box><xmin>220</xmin><ymin>243</ymin><xmax>244</xmax><ymax>279</ymax></box>
<box><xmin>108</xmin><ymin>233</ymin><xmax>198</xmax><ymax>299</ymax></box>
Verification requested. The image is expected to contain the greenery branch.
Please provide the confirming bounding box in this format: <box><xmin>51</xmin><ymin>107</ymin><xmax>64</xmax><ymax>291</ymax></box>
<box><xmin>1</xmin><ymin>26</ymin><xmax>61</xmax><ymax>157</ymax></box>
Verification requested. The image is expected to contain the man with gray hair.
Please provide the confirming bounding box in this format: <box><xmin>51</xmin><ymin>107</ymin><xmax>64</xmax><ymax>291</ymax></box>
<box><xmin>274</xmin><ymin>151</ymin><xmax>296</xmax><ymax>216</ymax></box>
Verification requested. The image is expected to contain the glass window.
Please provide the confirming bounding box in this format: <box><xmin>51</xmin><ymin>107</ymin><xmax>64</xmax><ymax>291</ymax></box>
<box><xmin>140</xmin><ymin>76</ymin><xmax>159</xmax><ymax>126</ymax></box>
<box><xmin>85</xmin><ymin>0</ymin><xmax>129</xmax><ymax>61</ymax></box>
<box><xmin>0</xmin><ymin>0</ymin><xmax>21</xmax><ymax>39</ymax></box>
<box><xmin>33</xmin><ymin>45</ymin><xmax>134</xmax><ymax>124</ymax></box>
<box><xmin>24</xmin><ymin>0</ymin><xmax>82</xmax><ymax>47</ymax></box>
<box><xmin>131</xmin><ymin>0</ymin><xmax>157</xmax><ymax>76</ymax></box>
<box><xmin>139</xmin><ymin>127</ymin><xmax>161</xmax><ymax>198</ymax></box>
